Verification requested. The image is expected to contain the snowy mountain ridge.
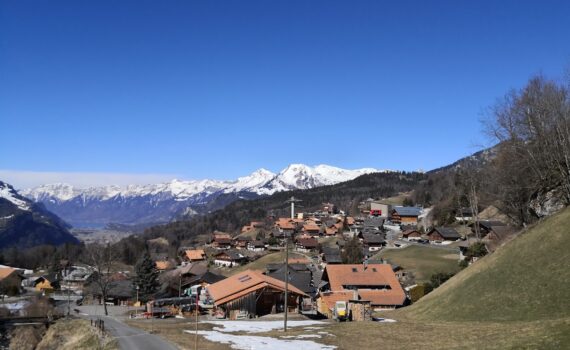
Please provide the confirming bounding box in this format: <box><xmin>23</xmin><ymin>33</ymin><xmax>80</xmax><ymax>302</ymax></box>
<box><xmin>22</xmin><ymin>164</ymin><xmax>384</xmax><ymax>202</ymax></box>
<box><xmin>20</xmin><ymin>164</ymin><xmax>385</xmax><ymax>227</ymax></box>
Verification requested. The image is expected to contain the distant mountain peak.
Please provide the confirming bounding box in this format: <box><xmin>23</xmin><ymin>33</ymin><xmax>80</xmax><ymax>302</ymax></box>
<box><xmin>21</xmin><ymin>163</ymin><xmax>383</xmax><ymax>227</ymax></box>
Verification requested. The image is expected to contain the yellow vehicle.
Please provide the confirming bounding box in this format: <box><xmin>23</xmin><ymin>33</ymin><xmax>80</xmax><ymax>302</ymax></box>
<box><xmin>333</xmin><ymin>301</ymin><xmax>348</xmax><ymax>322</ymax></box>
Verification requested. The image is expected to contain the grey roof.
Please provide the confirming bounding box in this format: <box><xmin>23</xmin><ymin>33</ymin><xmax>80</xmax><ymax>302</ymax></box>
<box><xmin>393</xmin><ymin>206</ymin><xmax>422</xmax><ymax>216</ymax></box>
<box><xmin>432</xmin><ymin>227</ymin><xmax>461</xmax><ymax>239</ymax></box>
<box><xmin>364</xmin><ymin>217</ymin><xmax>385</xmax><ymax>228</ymax></box>
<box><xmin>268</xmin><ymin>267</ymin><xmax>316</xmax><ymax>295</ymax></box>
<box><xmin>362</xmin><ymin>233</ymin><xmax>385</xmax><ymax>244</ymax></box>
<box><xmin>477</xmin><ymin>220</ymin><xmax>507</xmax><ymax>230</ymax></box>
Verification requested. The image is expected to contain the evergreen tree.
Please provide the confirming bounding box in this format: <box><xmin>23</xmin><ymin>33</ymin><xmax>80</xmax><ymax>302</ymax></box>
<box><xmin>133</xmin><ymin>250</ymin><xmax>159</xmax><ymax>302</ymax></box>
<box><xmin>342</xmin><ymin>235</ymin><xmax>363</xmax><ymax>264</ymax></box>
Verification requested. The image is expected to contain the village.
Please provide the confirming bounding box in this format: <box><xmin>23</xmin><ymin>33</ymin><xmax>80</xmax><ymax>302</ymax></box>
<box><xmin>0</xmin><ymin>195</ymin><xmax>514</xmax><ymax>336</ymax></box>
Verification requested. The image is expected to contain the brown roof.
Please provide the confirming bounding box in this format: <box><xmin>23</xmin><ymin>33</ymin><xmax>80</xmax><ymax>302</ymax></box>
<box><xmin>346</xmin><ymin>217</ymin><xmax>355</xmax><ymax>225</ymax></box>
<box><xmin>358</xmin><ymin>289</ymin><xmax>406</xmax><ymax>306</ymax></box>
<box><xmin>207</xmin><ymin>269</ymin><xmax>306</xmax><ymax>306</ymax></box>
<box><xmin>185</xmin><ymin>249</ymin><xmax>206</xmax><ymax>261</ymax></box>
<box><xmin>297</xmin><ymin>237</ymin><xmax>318</xmax><ymax>248</ymax></box>
<box><xmin>303</xmin><ymin>224</ymin><xmax>321</xmax><ymax>232</ymax></box>
<box><xmin>323</xmin><ymin>264</ymin><xmax>405</xmax><ymax>306</ymax></box>
<box><xmin>325</xmin><ymin>227</ymin><xmax>338</xmax><ymax>235</ymax></box>
<box><xmin>155</xmin><ymin>261</ymin><xmax>174</xmax><ymax>270</ymax></box>
<box><xmin>402</xmin><ymin>229</ymin><xmax>422</xmax><ymax>237</ymax></box>
<box><xmin>0</xmin><ymin>267</ymin><xmax>17</xmax><ymax>281</ymax></box>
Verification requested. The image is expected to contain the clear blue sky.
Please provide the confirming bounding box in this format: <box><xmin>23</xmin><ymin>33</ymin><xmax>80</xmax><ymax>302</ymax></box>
<box><xmin>1</xmin><ymin>0</ymin><xmax>569</xmax><ymax>186</ymax></box>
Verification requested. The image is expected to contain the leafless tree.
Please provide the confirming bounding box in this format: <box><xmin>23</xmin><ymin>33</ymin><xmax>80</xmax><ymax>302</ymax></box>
<box><xmin>85</xmin><ymin>243</ymin><xmax>119</xmax><ymax>316</ymax></box>
<box><xmin>484</xmin><ymin>74</ymin><xmax>570</xmax><ymax>223</ymax></box>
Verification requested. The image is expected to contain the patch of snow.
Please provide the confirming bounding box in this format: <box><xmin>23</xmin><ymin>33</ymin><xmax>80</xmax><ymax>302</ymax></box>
<box><xmin>187</xmin><ymin>330</ymin><xmax>336</xmax><ymax>350</ymax></box>
<box><xmin>0</xmin><ymin>182</ymin><xmax>30</xmax><ymax>211</ymax></box>
<box><xmin>202</xmin><ymin>320</ymin><xmax>327</xmax><ymax>333</ymax></box>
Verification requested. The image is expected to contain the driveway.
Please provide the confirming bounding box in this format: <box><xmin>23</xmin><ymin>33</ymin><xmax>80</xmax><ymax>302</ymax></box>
<box><xmin>77</xmin><ymin>305</ymin><xmax>177</xmax><ymax>350</ymax></box>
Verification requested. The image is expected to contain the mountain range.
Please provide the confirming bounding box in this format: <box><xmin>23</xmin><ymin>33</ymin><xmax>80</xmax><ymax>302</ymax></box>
<box><xmin>21</xmin><ymin>164</ymin><xmax>384</xmax><ymax>228</ymax></box>
<box><xmin>0</xmin><ymin>181</ymin><xmax>79</xmax><ymax>249</ymax></box>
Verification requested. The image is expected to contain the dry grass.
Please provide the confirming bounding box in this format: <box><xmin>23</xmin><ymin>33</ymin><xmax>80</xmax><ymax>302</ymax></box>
<box><xmin>375</xmin><ymin>245</ymin><xmax>461</xmax><ymax>282</ymax></box>
<box><xmin>9</xmin><ymin>325</ymin><xmax>45</xmax><ymax>350</ymax></box>
<box><xmin>125</xmin><ymin>319</ymin><xmax>231</xmax><ymax>350</ymax></box>
<box><xmin>403</xmin><ymin>207</ymin><xmax>570</xmax><ymax>322</ymax></box>
<box><xmin>36</xmin><ymin>319</ymin><xmax>117</xmax><ymax>350</ymax></box>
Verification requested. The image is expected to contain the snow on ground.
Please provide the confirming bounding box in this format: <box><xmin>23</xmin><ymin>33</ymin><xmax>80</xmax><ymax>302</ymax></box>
<box><xmin>187</xmin><ymin>330</ymin><xmax>336</xmax><ymax>350</ymax></box>
<box><xmin>202</xmin><ymin>320</ymin><xmax>327</xmax><ymax>333</ymax></box>
<box><xmin>188</xmin><ymin>320</ymin><xmax>336</xmax><ymax>350</ymax></box>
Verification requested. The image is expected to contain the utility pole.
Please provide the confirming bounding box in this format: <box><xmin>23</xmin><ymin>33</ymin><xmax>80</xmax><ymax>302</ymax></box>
<box><xmin>283</xmin><ymin>197</ymin><xmax>301</xmax><ymax>332</ymax></box>
<box><xmin>284</xmin><ymin>233</ymin><xmax>289</xmax><ymax>332</ymax></box>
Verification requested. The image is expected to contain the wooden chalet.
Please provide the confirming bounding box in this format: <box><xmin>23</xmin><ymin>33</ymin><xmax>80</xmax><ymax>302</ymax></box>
<box><xmin>295</xmin><ymin>237</ymin><xmax>319</xmax><ymax>252</ymax></box>
<box><xmin>427</xmin><ymin>227</ymin><xmax>461</xmax><ymax>241</ymax></box>
<box><xmin>213</xmin><ymin>251</ymin><xmax>246</xmax><ymax>267</ymax></box>
<box><xmin>207</xmin><ymin>270</ymin><xmax>306</xmax><ymax>319</ymax></box>
<box><xmin>390</xmin><ymin>206</ymin><xmax>422</xmax><ymax>225</ymax></box>
<box><xmin>402</xmin><ymin>229</ymin><xmax>422</xmax><ymax>240</ymax></box>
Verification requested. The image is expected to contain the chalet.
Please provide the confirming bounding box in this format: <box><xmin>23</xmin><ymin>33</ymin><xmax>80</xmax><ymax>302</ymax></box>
<box><xmin>475</xmin><ymin>220</ymin><xmax>507</xmax><ymax>236</ymax></box>
<box><xmin>318</xmin><ymin>264</ymin><xmax>406</xmax><ymax>315</ymax></box>
<box><xmin>33</xmin><ymin>274</ymin><xmax>60</xmax><ymax>292</ymax></box>
<box><xmin>181</xmin><ymin>271</ymin><xmax>226</xmax><ymax>293</ymax></box>
<box><xmin>87</xmin><ymin>279</ymin><xmax>133</xmax><ymax>306</ymax></box>
<box><xmin>484</xmin><ymin>225</ymin><xmax>515</xmax><ymax>241</ymax></box>
<box><xmin>61</xmin><ymin>265</ymin><xmax>93</xmax><ymax>291</ymax></box>
<box><xmin>295</xmin><ymin>237</ymin><xmax>319</xmax><ymax>252</ymax></box>
<box><xmin>303</xmin><ymin>223</ymin><xmax>321</xmax><ymax>235</ymax></box>
<box><xmin>275</xmin><ymin>218</ymin><xmax>296</xmax><ymax>233</ymax></box>
<box><xmin>455</xmin><ymin>207</ymin><xmax>475</xmax><ymax>223</ymax></box>
<box><xmin>207</xmin><ymin>270</ymin><xmax>306</xmax><ymax>319</ymax></box>
<box><xmin>321</xmin><ymin>246</ymin><xmax>343</xmax><ymax>265</ymax></box>
<box><xmin>184</xmin><ymin>249</ymin><xmax>206</xmax><ymax>262</ymax></box>
<box><xmin>402</xmin><ymin>229</ymin><xmax>422</xmax><ymax>240</ymax></box>
<box><xmin>360</xmin><ymin>233</ymin><xmax>386</xmax><ymax>251</ymax></box>
<box><xmin>234</xmin><ymin>236</ymin><xmax>252</xmax><ymax>249</ymax></box>
<box><xmin>212</xmin><ymin>237</ymin><xmax>233</xmax><ymax>250</ymax></box>
<box><xmin>427</xmin><ymin>227</ymin><xmax>461</xmax><ymax>241</ymax></box>
<box><xmin>390</xmin><ymin>206</ymin><xmax>422</xmax><ymax>226</ymax></box>
<box><xmin>213</xmin><ymin>251</ymin><xmax>246</xmax><ymax>267</ymax></box>
<box><xmin>247</xmin><ymin>240</ymin><xmax>266</xmax><ymax>252</ymax></box>
<box><xmin>267</xmin><ymin>263</ymin><xmax>316</xmax><ymax>297</ymax></box>
<box><xmin>0</xmin><ymin>268</ymin><xmax>24</xmax><ymax>296</ymax></box>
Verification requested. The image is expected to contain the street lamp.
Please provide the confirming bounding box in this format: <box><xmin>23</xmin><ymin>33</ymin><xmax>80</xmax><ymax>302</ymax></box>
<box><xmin>136</xmin><ymin>285</ymin><xmax>139</xmax><ymax>306</ymax></box>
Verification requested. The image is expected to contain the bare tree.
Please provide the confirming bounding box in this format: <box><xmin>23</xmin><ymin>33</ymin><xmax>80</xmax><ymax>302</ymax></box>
<box><xmin>85</xmin><ymin>243</ymin><xmax>119</xmax><ymax>316</ymax></box>
<box><xmin>484</xmin><ymin>74</ymin><xmax>570</xmax><ymax>223</ymax></box>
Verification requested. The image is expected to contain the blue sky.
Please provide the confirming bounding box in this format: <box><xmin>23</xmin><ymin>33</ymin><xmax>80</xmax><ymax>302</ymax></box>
<box><xmin>1</xmin><ymin>0</ymin><xmax>569</xmax><ymax>187</ymax></box>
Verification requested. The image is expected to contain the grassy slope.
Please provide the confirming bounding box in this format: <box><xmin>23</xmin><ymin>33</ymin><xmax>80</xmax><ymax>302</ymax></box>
<box><xmin>376</xmin><ymin>245</ymin><xmax>460</xmax><ymax>282</ymax></box>
<box><xmin>403</xmin><ymin>207</ymin><xmax>570</xmax><ymax>322</ymax></box>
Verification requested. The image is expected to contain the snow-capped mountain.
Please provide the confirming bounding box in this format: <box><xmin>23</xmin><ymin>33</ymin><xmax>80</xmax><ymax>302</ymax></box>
<box><xmin>21</xmin><ymin>164</ymin><xmax>384</xmax><ymax>228</ymax></box>
<box><xmin>0</xmin><ymin>181</ymin><xmax>78</xmax><ymax>249</ymax></box>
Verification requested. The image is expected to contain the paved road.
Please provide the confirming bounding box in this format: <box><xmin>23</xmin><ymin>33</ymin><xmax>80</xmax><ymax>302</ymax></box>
<box><xmin>78</xmin><ymin>305</ymin><xmax>177</xmax><ymax>350</ymax></box>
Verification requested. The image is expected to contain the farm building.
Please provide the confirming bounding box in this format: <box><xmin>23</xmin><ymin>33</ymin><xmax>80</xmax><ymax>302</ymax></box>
<box><xmin>207</xmin><ymin>270</ymin><xmax>306</xmax><ymax>319</ymax></box>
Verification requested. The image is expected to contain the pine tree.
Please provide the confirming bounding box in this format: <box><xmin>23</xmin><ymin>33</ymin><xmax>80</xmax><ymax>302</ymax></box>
<box><xmin>133</xmin><ymin>250</ymin><xmax>159</xmax><ymax>303</ymax></box>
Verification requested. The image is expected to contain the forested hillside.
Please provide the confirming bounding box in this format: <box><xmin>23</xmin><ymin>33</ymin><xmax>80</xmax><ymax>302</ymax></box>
<box><xmin>143</xmin><ymin>171</ymin><xmax>426</xmax><ymax>245</ymax></box>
